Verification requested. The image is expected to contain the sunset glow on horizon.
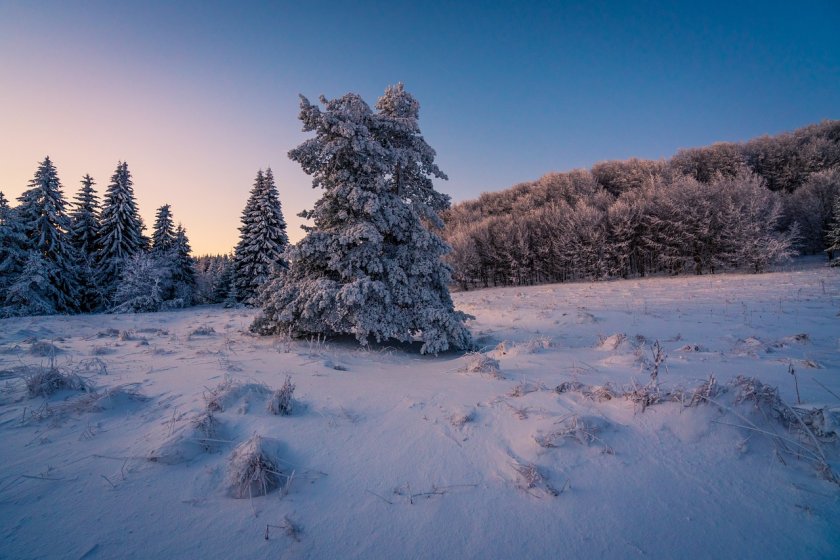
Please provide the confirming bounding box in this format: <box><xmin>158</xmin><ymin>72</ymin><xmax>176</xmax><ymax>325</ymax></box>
<box><xmin>2</xmin><ymin>0</ymin><xmax>838</xmax><ymax>255</ymax></box>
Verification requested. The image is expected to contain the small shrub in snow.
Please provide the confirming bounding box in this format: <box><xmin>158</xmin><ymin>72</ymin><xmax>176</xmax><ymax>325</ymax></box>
<box><xmin>225</xmin><ymin>435</ymin><xmax>287</xmax><ymax>499</ymax></box>
<box><xmin>461</xmin><ymin>352</ymin><xmax>502</xmax><ymax>378</ymax></box>
<box><xmin>267</xmin><ymin>376</ymin><xmax>295</xmax><ymax>416</ymax></box>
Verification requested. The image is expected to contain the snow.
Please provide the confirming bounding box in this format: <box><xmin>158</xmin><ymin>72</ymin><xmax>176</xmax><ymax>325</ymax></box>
<box><xmin>1</xmin><ymin>260</ymin><xmax>838</xmax><ymax>559</ymax></box>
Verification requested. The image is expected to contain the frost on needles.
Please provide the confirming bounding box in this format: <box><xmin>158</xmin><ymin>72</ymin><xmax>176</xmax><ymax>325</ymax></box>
<box><xmin>252</xmin><ymin>84</ymin><xmax>473</xmax><ymax>354</ymax></box>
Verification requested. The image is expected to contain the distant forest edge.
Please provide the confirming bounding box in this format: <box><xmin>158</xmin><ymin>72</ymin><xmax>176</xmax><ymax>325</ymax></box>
<box><xmin>442</xmin><ymin>120</ymin><xmax>840</xmax><ymax>289</ymax></box>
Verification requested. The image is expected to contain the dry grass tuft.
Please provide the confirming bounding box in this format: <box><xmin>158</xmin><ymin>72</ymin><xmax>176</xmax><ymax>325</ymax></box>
<box><xmin>461</xmin><ymin>352</ymin><xmax>502</xmax><ymax>378</ymax></box>
<box><xmin>29</xmin><ymin>341</ymin><xmax>60</xmax><ymax>357</ymax></box>
<box><xmin>267</xmin><ymin>376</ymin><xmax>295</xmax><ymax>416</ymax></box>
<box><xmin>23</xmin><ymin>366</ymin><xmax>90</xmax><ymax>398</ymax></box>
<box><xmin>225</xmin><ymin>435</ymin><xmax>288</xmax><ymax>499</ymax></box>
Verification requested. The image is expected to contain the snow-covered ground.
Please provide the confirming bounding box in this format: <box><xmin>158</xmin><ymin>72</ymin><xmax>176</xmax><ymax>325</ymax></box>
<box><xmin>1</xmin><ymin>261</ymin><xmax>839</xmax><ymax>559</ymax></box>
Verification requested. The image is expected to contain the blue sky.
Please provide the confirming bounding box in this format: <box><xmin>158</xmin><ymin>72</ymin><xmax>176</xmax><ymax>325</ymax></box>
<box><xmin>1</xmin><ymin>0</ymin><xmax>838</xmax><ymax>253</ymax></box>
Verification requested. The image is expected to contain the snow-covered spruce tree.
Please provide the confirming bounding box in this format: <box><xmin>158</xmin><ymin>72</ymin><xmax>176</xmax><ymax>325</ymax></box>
<box><xmin>0</xmin><ymin>193</ymin><xmax>30</xmax><ymax>300</ymax></box>
<box><xmin>825</xmin><ymin>191</ymin><xmax>840</xmax><ymax>264</ymax></box>
<box><xmin>13</xmin><ymin>157</ymin><xmax>80</xmax><ymax>313</ymax></box>
<box><xmin>151</xmin><ymin>204</ymin><xmax>176</xmax><ymax>256</ymax></box>
<box><xmin>3</xmin><ymin>252</ymin><xmax>62</xmax><ymax>317</ymax></box>
<box><xmin>252</xmin><ymin>85</ymin><xmax>472</xmax><ymax>354</ymax></box>
<box><xmin>96</xmin><ymin>161</ymin><xmax>145</xmax><ymax>301</ymax></box>
<box><xmin>232</xmin><ymin>168</ymin><xmax>288</xmax><ymax>305</ymax></box>
<box><xmin>68</xmin><ymin>174</ymin><xmax>102</xmax><ymax>311</ymax></box>
<box><xmin>170</xmin><ymin>223</ymin><xmax>197</xmax><ymax>304</ymax></box>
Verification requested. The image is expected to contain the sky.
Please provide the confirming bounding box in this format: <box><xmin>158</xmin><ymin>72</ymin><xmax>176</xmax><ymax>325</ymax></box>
<box><xmin>1</xmin><ymin>0</ymin><xmax>838</xmax><ymax>255</ymax></box>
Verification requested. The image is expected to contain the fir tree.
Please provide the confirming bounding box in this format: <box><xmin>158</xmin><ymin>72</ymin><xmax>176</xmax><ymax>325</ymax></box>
<box><xmin>232</xmin><ymin>168</ymin><xmax>289</xmax><ymax>305</ymax></box>
<box><xmin>96</xmin><ymin>161</ymin><xmax>144</xmax><ymax>299</ymax></box>
<box><xmin>0</xmin><ymin>192</ymin><xmax>29</xmax><ymax>297</ymax></box>
<box><xmin>14</xmin><ymin>157</ymin><xmax>80</xmax><ymax>313</ymax></box>
<box><xmin>68</xmin><ymin>174</ymin><xmax>102</xmax><ymax>311</ymax></box>
<box><xmin>151</xmin><ymin>204</ymin><xmax>176</xmax><ymax>256</ymax></box>
<box><xmin>171</xmin><ymin>223</ymin><xmax>197</xmax><ymax>304</ymax></box>
<box><xmin>825</xmin><ymin>192</ymin><xmax>840</xmax><ymax>264</ymax></box>
<box><xmin>3</xmin><ymin>252</ymin><xmax>60</xmax><ymax>317</ymax></box>
<box><xmin>252</xmin><ymin>86</ymin><xmax>472</xmax><ymax>354</ymax></box>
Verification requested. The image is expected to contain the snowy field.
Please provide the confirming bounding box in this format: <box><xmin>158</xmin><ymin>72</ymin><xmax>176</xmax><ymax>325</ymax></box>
<box><xmin>1</xmin><ymin>260</ymin><xmax>839</xmax><ymax>559</ymax></box>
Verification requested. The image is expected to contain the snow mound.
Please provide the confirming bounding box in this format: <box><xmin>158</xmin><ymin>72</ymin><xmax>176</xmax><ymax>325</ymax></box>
<box><xmin>205</xmin><ymin>379</ymin><xmax>271</xmax><ymax>414</ymax></box>
<box><xmin>148</xmin><ymin>411</ymin><xmax>222</xmax><ymax>465</ymax></box>
<box><xmin>461</xmin><ymin>352</ymin><xmax>502</xmax><ymax>378</ymax></box>
<box><xmin>596</xmin><ymin>333</ymin><xmax>629</xmax><ymax>351</ymax></box>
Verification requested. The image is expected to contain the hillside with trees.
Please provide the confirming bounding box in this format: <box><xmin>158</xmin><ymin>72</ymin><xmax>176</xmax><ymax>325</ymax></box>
<box><xmin>443</xmin><ymin>120</ymin><xmax>840</xmax><ymax>289</ymax></box>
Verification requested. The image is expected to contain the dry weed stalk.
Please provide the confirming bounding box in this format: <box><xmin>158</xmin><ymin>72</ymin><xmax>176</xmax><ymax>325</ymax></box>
<box><xmin>267</xmin><ymin>376</ymin><xmax>295</xmax><ymax>416</ymax></box>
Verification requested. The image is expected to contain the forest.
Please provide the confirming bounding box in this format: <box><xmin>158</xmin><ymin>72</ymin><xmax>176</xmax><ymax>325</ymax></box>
<box><xmin>442</xmin><ymin>120</ymin><xmax>840</xmax><ymax>289</ymax></box>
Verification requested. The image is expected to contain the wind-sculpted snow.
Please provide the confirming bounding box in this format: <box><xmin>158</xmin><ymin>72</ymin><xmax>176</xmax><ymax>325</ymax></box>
<box><xmin>0</xmin><ymin>260</ymin><xmax>838</xmax><ymax>559</ymax></box>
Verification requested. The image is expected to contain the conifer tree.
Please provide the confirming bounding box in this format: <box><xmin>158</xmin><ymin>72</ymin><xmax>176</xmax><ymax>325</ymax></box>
<box><xmin>232</xmin><ymin>168</ymin><xmax>289</xmax><ymax>305</ymax></box>
<box><xmin>13</xmin><ymin>157</ymin><xmax>80</xmax><ymax>313</ymax></box>
<box><xmin>171</xmin><ymin>223</ymin><xmax>197</xmax><ymax>303</ymax></box>
<box><xmin>69</xmin><ymin>174</ymin><xmax>102</xmax><ymax>311</ymax></box>
<box><xmin>252</xmin><ymin>86</ymin><xmax>472</xmax><ymax>354</ymax></box>
<box><xmin>0</xmin><ymin>192</ymin><xmax>29</xmax><ymax>297</ymax></box>
<box><xmin>151</xmin><ymin>204</ymin><xmax>176</xmax><ymax>256</ymax></box>
<box><xmin>96</xmin><ymin>161</ymin><xmax>144</xmax><ymax>299</ymax></box>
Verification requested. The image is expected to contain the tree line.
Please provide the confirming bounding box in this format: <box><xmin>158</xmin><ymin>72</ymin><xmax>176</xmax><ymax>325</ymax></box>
<box><xmin>443</xmin><ymin>120</ymin><xmax>840</xmax><ymax>289</ymax></box>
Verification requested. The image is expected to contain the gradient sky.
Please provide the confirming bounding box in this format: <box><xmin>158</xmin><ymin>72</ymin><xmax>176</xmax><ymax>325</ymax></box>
<box><xmin>1</xmin><ymin>1</ymin><xmax>838</xmax><ymax>254</ymax></box>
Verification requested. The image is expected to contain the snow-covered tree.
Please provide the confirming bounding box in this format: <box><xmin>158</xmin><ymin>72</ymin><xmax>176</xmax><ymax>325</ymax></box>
<box><xmin>109</xmin><ymin>253</ymin><xmax>165</xmax><ymax>313</ymax></box>
<box><xmin>0</xmin><ymin>193</ymin><xmax>29</xmax><ymax>298</ymax></box>
<box><xmin>170</xmin><ymin>223</ymin><xmax>196</xmax><ymax>304</ymax></box>
<box><xmin>232</xmin><ymin>168</ymin><xmax>288</xmax><ymax>305</ymax></box>
<box><xmin>252</xmin><ymin>85</ymin><xmax>472</xmax><ymax>354</ymax></box>
<box><xmin>68</xmin><ymin>174</ymin><xmax>102</xmax><ymax>311</ymax></box>
<box><xmin>151</xmin><ymin>204</ymin><xmax>176</xmax><ymax>256</ymax></box>
<box><xmin>825</xmin><ymin>191</ymin><xmax>840</xmax><ymax>264</ymax></box>
<box><xmin>69</xmin><ymin>175</ymin><xmax>100</xmax><ymax>256</ymax></box>
<box><xmin>2</xmin><ymin>252</ymin><xmax>61</xmax><ymax>317</ymax></box>
<box><xmin>14</xmin><ymin>157</ymin><xmax>80</xmax><ymax>313</ymax></box>
<box><xmin>96</xmin><ymin>161</ymin><xmax>145</xmax><ymax>299</ymax></box>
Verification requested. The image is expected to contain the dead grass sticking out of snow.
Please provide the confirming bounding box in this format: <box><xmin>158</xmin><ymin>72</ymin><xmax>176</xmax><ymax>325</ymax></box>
<box><xmin>461</xmin><ymin>352</ymin><xmax>502</xmax><ymax>378</ymax></box>
<box><xmin>596</xmin><ymin>333</ymin><xmax>627</xmax><ymax>351</ymax></box>
<box><xmin>204</xmin><ymin>378</ymin><xmax>270</xmax><ymax>413</ymax></box>
<box><xmin>225</xmin><ymin>435</ymin><xmax>286</xmax><ymax>499</ymax></box>
<box><xmin>534</xmin><ymin>415</ymin><xmax>612</xmax><ymax>451</ymax></box>
<box><xmin>189</xmin><ymin>325</ymin><xmax>216</xmax><ymax>338</ymax></box>
<box><xmin>22</xmin><ymin>366</ymin><xmax>91</xmax><ymax>398</ymax></box>
<box><xmin>267</xmin><ymin>376</ymin><xmax>295</xmax><ymax>416</ymax></box>
<box><xmin>450</xmin><ymin>407</ymin><xmax>475</xmax><ymax>428</ymax></box>
<box><xmin>510</xmin><ymin>460</ymin><xmax>563</xmax><ymax>498</ymax></box>
<box><xmin>29</xmin><ymin>341</ymin><xmax>60</xmax><ymax>357</ymax></box>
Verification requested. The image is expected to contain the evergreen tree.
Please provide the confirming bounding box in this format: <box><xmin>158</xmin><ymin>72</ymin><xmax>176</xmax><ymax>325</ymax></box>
<box><xmin>252</xmin><ymin>86</ymin><xmax>472</xmax><ymax>354</ymax></box>
<box><xmin>0</xmin><ymin>192</ymin><xmax>29</xmax><ymax>297</ymax></box>
<box><xmin>3</xmin><ymin>252</ymin><xmax>60</xmax><ymax>317</ymax></box>
<box><xmin>232</xmin><ymin>168</ymin><xmax>289</xmax><ymax>305</ymax></box>
<box><xmin>151</xmin><ymin>204</ymin><xmax>176</xmax><ymax>256</ymax></box>
<box><xmin>69</xmin><ymin>175</ymin><xmax>100</xmax><ymax>256</ymax></box>
<box><xmin>171</xmin><ymin>223</ymin><xmax>197</xmax><ymax>304</ymax></box>
<box><xmin>14</xmin><ymin>157</ymin><xmax>80</xmax><ymax>313</ymax></box>
<box><xmin>825</xmin><ymin>192</ymin><xmax>840</xmax><ymax>264</ymax></box>
<box><xmin>96</xmin><ymin>161</ymin><xmax>144</xmax><ymax>299</ymax></box>
<box><xmin>68</xmin><ymin>174</ymin><xmax>102</xmax><ymax>311</ymax></box>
